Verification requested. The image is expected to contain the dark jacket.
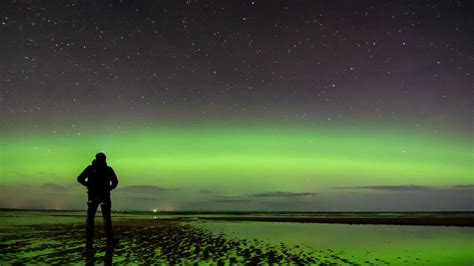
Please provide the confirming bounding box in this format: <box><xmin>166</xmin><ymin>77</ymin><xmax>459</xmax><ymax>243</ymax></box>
<box><xmin>78</xmin><ymin>160</ymin><xmax>118</xmax><ymax>197</ymax></box>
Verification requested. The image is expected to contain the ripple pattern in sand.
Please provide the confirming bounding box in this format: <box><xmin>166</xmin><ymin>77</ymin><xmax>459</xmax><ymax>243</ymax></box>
<box><xmin>0</xmin><ymin>219</ymin><xmax>389</xmax><ymax>265</ymax></box>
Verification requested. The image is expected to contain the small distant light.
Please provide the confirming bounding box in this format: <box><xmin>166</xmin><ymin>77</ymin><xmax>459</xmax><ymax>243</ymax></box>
<box><xmin>153</xmin><ymin>209</ymin><xmax>157</xmax><ymax>213</ymax></box>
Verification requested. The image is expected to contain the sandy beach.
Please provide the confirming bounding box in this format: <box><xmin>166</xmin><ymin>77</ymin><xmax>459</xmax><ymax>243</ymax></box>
<box><xmin>1</xmin><ymin>211</ymin><xmax>474</xmax><ymax>264</ymax></box>
<box><xmin>1</xmin><ymin>218</ymin><xmax>349</xmax><ymax>264</ymax></box>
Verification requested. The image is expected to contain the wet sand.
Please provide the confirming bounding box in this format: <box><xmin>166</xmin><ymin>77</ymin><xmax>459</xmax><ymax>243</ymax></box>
<box><xmin>1</xmin><ymin>212</ymin><xmax>473</xmax><ymax>264</ymax></box>
<box><xmin>1</xmin><ymin>218</ymin><xmax>387</xmax><ymax>265</ymax></box>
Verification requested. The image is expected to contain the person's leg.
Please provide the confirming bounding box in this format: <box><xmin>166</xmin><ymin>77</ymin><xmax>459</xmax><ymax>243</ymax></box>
<box><xmin>100</xmin><ymin>197</ymin><xmax>115</xmax><ymax>243</ymax></box>
<box><xmin>104</xmin><ymin>245</ymin><xmax>115</xmax><ymax>265</ymax></box>
<box><xmin>86</xmin><ymin>198</ymin><xmax>99</xmax><ymax>246</ymax></box>
<box><xmin>85</xmin><ymin>247</ymin><xmax>95</xmax><ymax>265</ymax></box>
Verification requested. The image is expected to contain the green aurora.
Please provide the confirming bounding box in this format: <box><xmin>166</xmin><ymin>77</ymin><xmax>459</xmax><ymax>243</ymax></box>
<box><xmin>1</xmin><ymin>122</ymin><xmax>471</xmax><ymax>194</ymax></box>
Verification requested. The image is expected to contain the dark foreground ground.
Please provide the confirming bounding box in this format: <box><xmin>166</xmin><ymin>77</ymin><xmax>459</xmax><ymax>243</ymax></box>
<box><xmin>1</xmin><ymin>219</ymin><xmax>369</xmax><ymax>265</ymax></box>
<box><xmin>1</xmin><ymin>211</ymin><xmax>473</xmax><ymax>264</ymax></box>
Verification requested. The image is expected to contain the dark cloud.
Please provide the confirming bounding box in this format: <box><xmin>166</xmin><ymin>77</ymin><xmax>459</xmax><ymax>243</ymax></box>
<box><xmin>11</xmin><ymin>184</ymin><xmax>33</xmax><ymax>188</ymax></box>
<box><xmin>212</xmin><ymin>191</ymin><xmax>318</xmax><ymax>201</ymax></box>
<box><xmin>334</xmin><ymin>184</ymin><xmax>474</xmax><ymax>193</ymax></box>
<box><xmin>199</xmin><ymin>189</ymin><xmax>216</xmax><ymax>195</ymax></box>
<box><xmin>452</xmin><ymin>184</ymin><xmax>474</xmax><ymax>189</ymax></box>
<box><xmin>40</xmin><ymin>183</ymin><xmax>71</xmax><ymax>192</ymax></box>
<box><xmin>119</xmin><ymin>185</ymin><xmax>175</xmax><ymax>194</ymax></box>
<box><xmin>212</xmin><ymin>198</ymin><xmax>253</xmax><ymax>203</ymax></box>
<box><xmin>333</xmin><ymin>185</ymin><xmax>433</xmax><ymax>191</ymax></box>
<box><xmin>250</xmin><ymin>192</ymin><xmax>318</xmax><ymax>198</ymax></box>
<box><xmin>122</xmin><ymin>196</ymin><xmax>160</xmax><ymax>202</ymax></box>
<box><xmin>214</xmin><ymin>195</ymin><xmax>244</xmax><ymax>199</ymax></box>
<box><xmin>37</xmin><ymin>171</ymin><xmax>56</xmax><ymax>176</ymax></box>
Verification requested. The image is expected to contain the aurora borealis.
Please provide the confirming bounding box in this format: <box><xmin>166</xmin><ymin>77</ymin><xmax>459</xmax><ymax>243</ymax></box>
<box><xmin>1</xmin><ymin>123</ymin><xmax>472</xmax><ymax>188</ymax></box>
<box><xmin>1</xmin><ymin>122</ymin><xmax>472</xmax><ymax>211</ymax></box>
<box><xmin>0</xmin><ymin>1</ymin><xmax>473</xmax><ymax>211</ymax></box>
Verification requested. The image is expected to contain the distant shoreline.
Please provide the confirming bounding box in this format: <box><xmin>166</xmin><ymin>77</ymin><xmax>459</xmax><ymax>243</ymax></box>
<box><xmin>1</xmin><ymin>209</ymin><xmax>473</xmax><ymax>227</ymax></box>
<box><xmin>196</xmin><ymin>216</ymin><xmax>474</xmax><ymax>227</ymax></box>
<box><xmin>1</xmin><ymin>208</ymin><xmax>474</xmax><ymax>214</ymax></box>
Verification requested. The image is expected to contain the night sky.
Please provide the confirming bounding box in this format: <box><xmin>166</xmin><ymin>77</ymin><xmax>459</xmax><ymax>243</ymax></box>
<box><xmin>0</xmin><ymin>0</ymin><xmax>472</xmax><ymax>211</ymax></box>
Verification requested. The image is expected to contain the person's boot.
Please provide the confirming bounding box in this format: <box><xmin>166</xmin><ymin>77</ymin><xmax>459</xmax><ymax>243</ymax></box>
<box><xmin>107</xmin><ymin>237</ymin><xmax>119</xmax><ymax>246</ymax></box>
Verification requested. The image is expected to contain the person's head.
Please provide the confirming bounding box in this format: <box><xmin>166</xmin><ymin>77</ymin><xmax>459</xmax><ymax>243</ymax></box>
<box><xmin>95</xmin><ymin>152</ymin><xmax>106</xmax><ymax>164</ymax></box>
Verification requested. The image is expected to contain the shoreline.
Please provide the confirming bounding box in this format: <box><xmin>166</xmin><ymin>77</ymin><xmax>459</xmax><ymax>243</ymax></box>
<box><xmin>196</xmin><ymin>216</ymin><xmax>474</xmax><ymax>227</ymax></box>
<box><xmin>1</xmin><ymin>209</ymin><xmax>473</xmax><ymax>227</ymax></box>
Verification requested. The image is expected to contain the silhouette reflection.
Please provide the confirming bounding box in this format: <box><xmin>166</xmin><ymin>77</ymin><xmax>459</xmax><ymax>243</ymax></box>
<box><xmin>85</xmin><ymin>245</ymin><xmax>116</xmax><ymax>266</ymax></box>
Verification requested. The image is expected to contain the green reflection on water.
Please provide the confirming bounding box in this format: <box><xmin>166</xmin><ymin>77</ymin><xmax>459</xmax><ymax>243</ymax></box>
<box><xmin>196</xmin><ymin>221</ymin><xmax>474</xmax><ymax>265</ymax></box>
<box><xmin>1</xmin><ymin>211</ymin><xmax>473</xmax><ymax>265</ymax></box>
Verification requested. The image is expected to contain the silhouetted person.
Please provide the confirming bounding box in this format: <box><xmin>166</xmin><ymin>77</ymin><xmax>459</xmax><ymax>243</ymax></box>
<box><xmin>78</xmin><ymin>152</ymin><xmax>119</xmax><ymax>249</ymax></box>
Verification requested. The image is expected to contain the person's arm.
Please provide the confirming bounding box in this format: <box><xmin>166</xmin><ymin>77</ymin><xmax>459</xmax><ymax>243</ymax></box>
<box><xmin>109</xmin><ymin>167</ymin><xmax>118</xmax><ymax>190</ymax></box>
<box><xmin>77</xmin><ymin>166</ymin><xmax>90</xmax><ymax>187</ymax></box>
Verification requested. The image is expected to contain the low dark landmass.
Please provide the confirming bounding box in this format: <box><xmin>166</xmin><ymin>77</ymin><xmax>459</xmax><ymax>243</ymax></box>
<box><xmin>2</xmin><ymin>208</ymin><xmax>474</xmax><ymax>216</ymax></box>
<box><xmin>196</xmin><ymin>216</ymin><xmax>474</xmax><ymax>227</ymax></box>
<box><xmin>2</xmin><ymin>209</ymin><xmax>473</xmax><ymax>226</ymax></box>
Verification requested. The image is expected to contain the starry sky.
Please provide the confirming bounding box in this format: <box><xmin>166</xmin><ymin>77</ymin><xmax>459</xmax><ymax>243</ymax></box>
<box><xmin>0</xmin><ymin>0</ymin><xmax>472</xmax><ymax>211</ymax></box>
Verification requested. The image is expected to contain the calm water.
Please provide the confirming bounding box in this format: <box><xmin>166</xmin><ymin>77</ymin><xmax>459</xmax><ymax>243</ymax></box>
<box><xmin>196</xmin><ymin>220</ymin><xmax>474</xmax><ymax>265</ymax></box>
<box><xmin>1</xmin><ymin>211</ymin><xmax>473</xmax><ymax>265</ymax></box>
